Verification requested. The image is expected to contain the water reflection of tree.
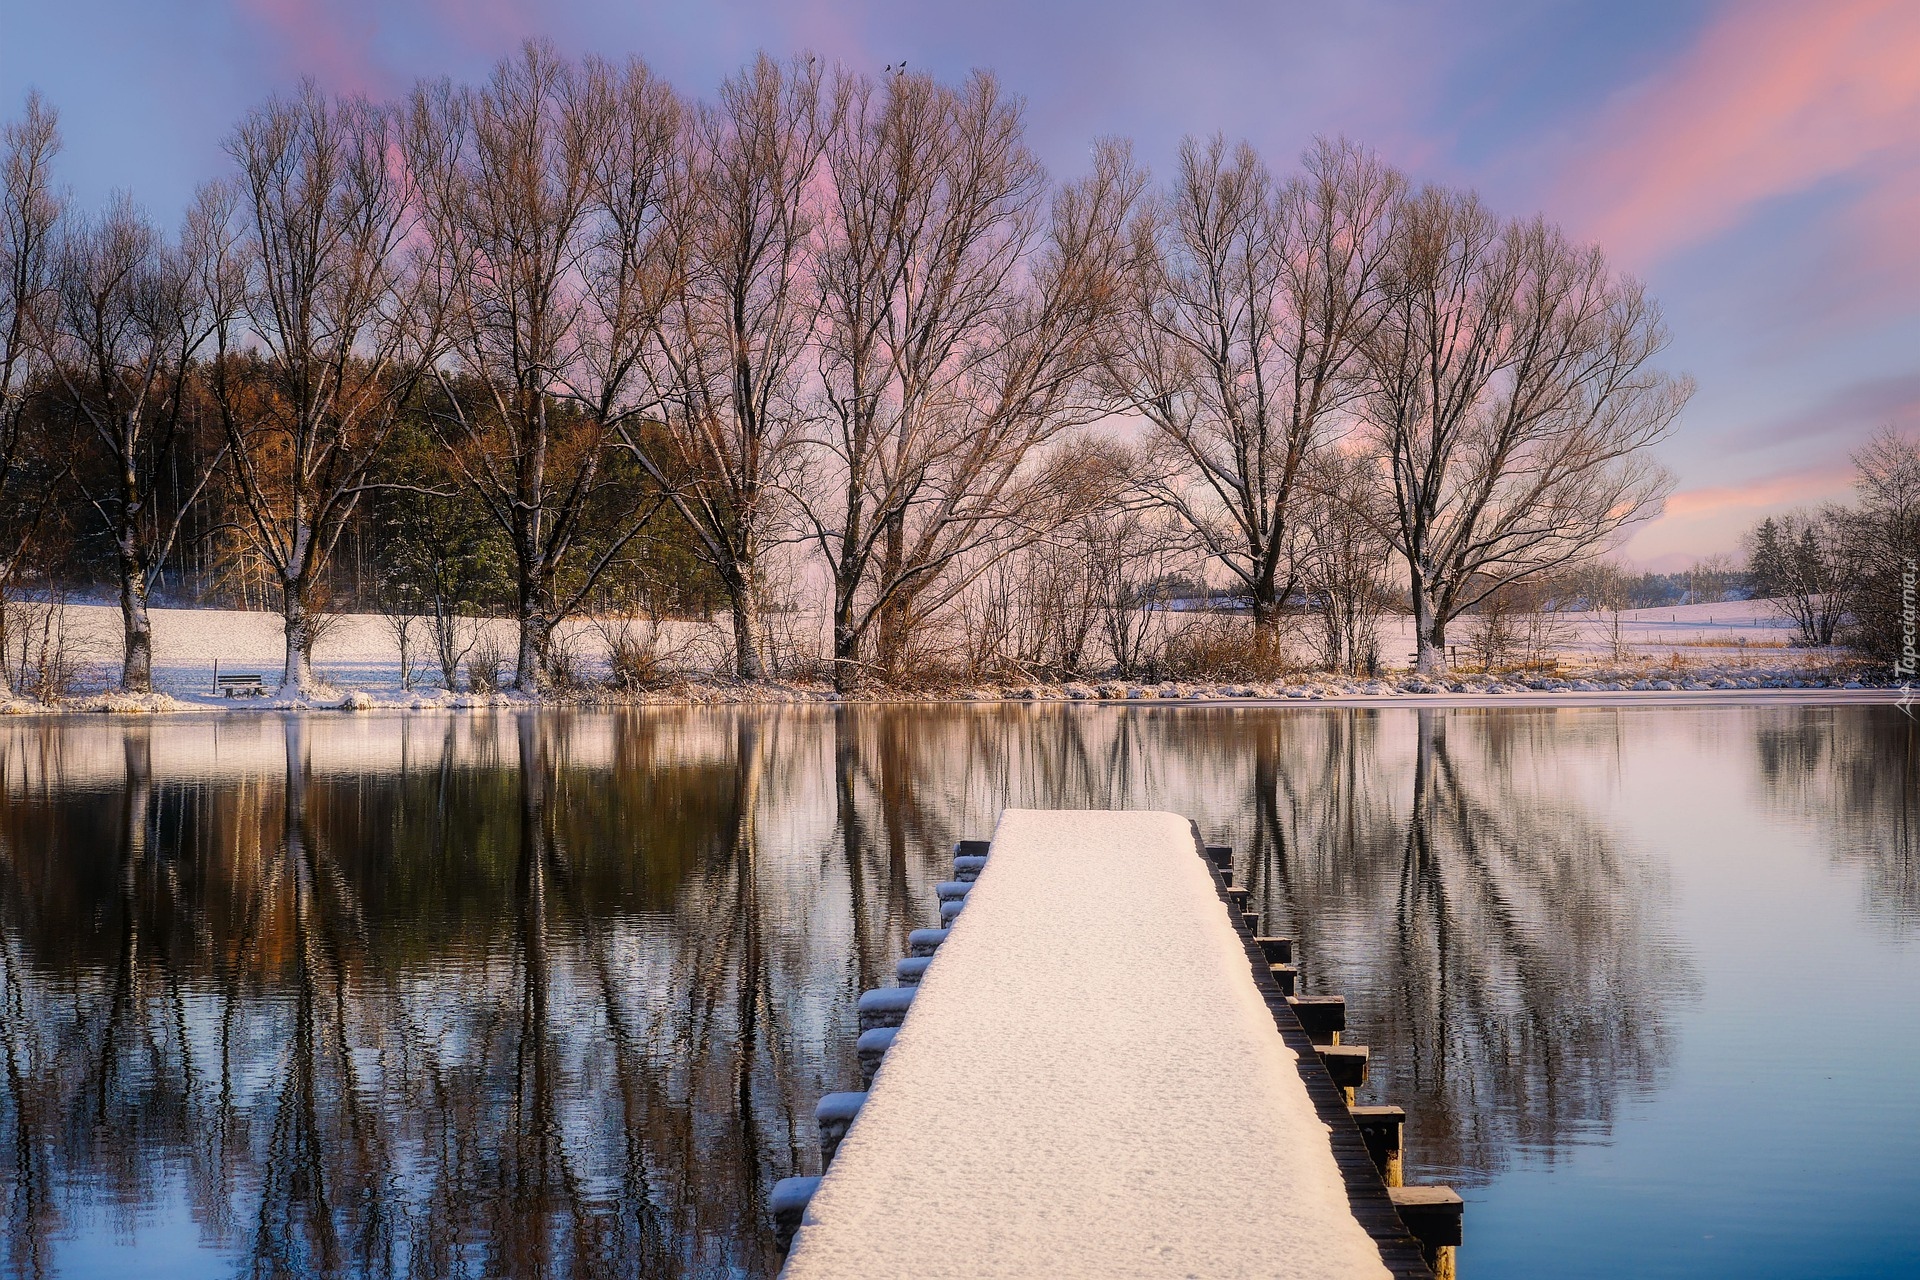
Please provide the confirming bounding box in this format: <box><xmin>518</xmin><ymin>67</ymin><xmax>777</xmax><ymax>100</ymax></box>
<box><xmin>1240</xmin><ymin>708</ymin><xmax>1690</xmax><ymax>1186</ymax></box>
<box><xmin>1752</xmin><ymin>706</ymin><xmax>1920</xmax><ymax>929</ymax></box>
<box><xmin>832</xmin><ymin>707</ymin><xmax>954</xmax><ymax>992</ymax></box>
<box><xmin>0</xmin><ymin>712</ymin><xmax>893</xmax><ymax>1280</ymax></box>
<box><xmin>0</xmin><ymin>704</ymin><xmax>1733</xmax><ymax>1272</ymax></box>
<box><xmin>801</xmin><ymin>703</ymin><xmax>1691</xmax><ymax>1185</ymax></box>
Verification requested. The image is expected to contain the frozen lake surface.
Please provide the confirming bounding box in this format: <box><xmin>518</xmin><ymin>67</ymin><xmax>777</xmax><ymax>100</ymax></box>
<box><xmin>0</xmin><ymin>704</ymin><xmax>1914</xmax><ymax>1279</ymax></box>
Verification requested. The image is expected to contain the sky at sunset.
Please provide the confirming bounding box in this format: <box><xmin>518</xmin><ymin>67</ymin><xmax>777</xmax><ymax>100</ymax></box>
<box><xmin>5</xmin><ymin>0</ymin><xmax>1915</xmax><ymax>569</ymax></box>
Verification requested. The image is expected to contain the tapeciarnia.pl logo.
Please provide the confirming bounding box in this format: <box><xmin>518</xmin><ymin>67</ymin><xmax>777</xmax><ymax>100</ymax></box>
<box><xmin>1897</xmin><ymin>556</ymin><xmax>1917</xmax><ymax>718</ymax></box>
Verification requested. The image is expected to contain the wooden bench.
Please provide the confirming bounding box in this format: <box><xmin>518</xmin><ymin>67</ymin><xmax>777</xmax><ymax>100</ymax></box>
<box><xmin>216</xmin><ymin>673</ymin><xmax>267</xmax><ymax>698</ymax></box>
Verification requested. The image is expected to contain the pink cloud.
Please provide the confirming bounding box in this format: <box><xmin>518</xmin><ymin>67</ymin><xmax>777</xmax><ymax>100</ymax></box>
<box><xmin>419</xmin><ymin>0</ymin><xmax>559</xmax><ymax>60</ymax></box>
<box><xmin>1557</xmin><ymin>0</ymin><xmax>1920</xmax><ymax>268</ymax></box>
<box><xmin>1624</xmin><ymin>464</ymin><xmax>1854</xmax><ymax>562</ymax></box>
<box><xmin>1662</xmin><ymin>468</ymin><xmax>1852</xmax><ymax>522</ymax></box>
<box><xmin>236</xmin><ymin>0</ymin><xmax>392</xmax><ymax>96</ymax></box>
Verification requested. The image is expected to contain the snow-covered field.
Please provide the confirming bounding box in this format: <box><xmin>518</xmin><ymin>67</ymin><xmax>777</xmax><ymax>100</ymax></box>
<box><xmin>44</xmin><ymin>604</ymin><xmax>644</xmax><ymax>694</ymax></box>
<box><xmin>25</xmin><ymin>604</ymin><xmax>731</xmax><ymax>709</ymax></box>
<box><xmin>1369</xmin><ymin>596</ymin><xmax>1804</xmax><ymax>660</ymax></box>
<box><xmin>4</xmin><ymin>598</ymin><xmax>1898</xmax><ymax>713</ymax></box>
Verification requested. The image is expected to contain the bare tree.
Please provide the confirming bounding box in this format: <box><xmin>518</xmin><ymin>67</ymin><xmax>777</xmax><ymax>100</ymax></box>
<box><xmin>0</xmin><ymin>93</ymin><xmax>69</xmax><ymax>698</ymax></box>
<box><xmin>41</xmin><ymin>188</ymin><xmax>239</xmax><ymax>690</ymax></box>
<box><xmin>1300</xmin><ymin>449</ymin><xmax>1392</xmax><ymax>675</ymax></box>
<box><xmin>409</xmin><ymin>44</ymin><xmax>678</xmax><ymax>690</ymax></box>
<box><xmin>1089</xmin><ymin>504</ymin><xmax>1178</xmax><ymax>679</ymax></box>
<box><xmin>802</xmin><ymin>71</ymin><xmax>1134</xmax><ymax>689</ymax></box>
<box><xmin>1563</xmin><ymin>557</ymin><xmax>1636</xmax><ymax>663</ymax></box>
<box><xmin>947</xmin><ymin>439</ymin><xmax>1132</xmax><ymax>682</ymax></box>
<box><xmin>816</xmin><ymin>89</ymin><xmax>1139</xmax><ymax>688</ymax></box>
<box><xmin>373</xmin><ymin>590</ymin><xmax>420</xmax><ymax>690</ymax></box>
<box><xmin>1462</xmin><ymin>581</ymin><xmax>1520</xmax><ymax>672</ymax></box>
<box><xmin>888</xmin><ymin>166</ymin><xmax>1142</xmax><ymax>670</ymax></box>
<box><xmin>217</xmin><ymin>83</ymin><xmax>429</xmax><ymax>693</ymax></box>
<box><xmin>1360</xmin><ymin>188</ymin><xmax>1690</xmax><ymax>673</ymax></box>
<box><xmin>1747</xmin><ymin>510</ymin><xmax>1851</xmax><ymax>647</ymax></box>
<box><xmin>1836</xmin><ymin>427</ymin><xmax>1920</xmax><ymax>666</ymax></box>
<box><xmin>1106</xmin><ymin>136</ymin><xmax>1400</xmax><ymax>643</ymax></box>
<box><xmin>621</xmin><ymin>54</ymin><xmax>831</xmax><ymax>680</ymax></box>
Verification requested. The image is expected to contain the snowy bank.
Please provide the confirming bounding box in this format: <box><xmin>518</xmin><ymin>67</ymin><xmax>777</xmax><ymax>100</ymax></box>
<box><xmin>784</xmin><ymin>809</ymin><xmax>1392</xmax><ymax>1279</ymax></box>
<box><xmin>0</xmin><ymin>601</ymin><xmax>1904</xmax><ymax>714</ymax></box>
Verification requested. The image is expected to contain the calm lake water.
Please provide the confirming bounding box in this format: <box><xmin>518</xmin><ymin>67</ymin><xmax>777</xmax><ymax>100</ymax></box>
<box><xmin>0</xmin><ymin>705</ymin><xmax>1914</xmax><ymax>1280</ymax></box>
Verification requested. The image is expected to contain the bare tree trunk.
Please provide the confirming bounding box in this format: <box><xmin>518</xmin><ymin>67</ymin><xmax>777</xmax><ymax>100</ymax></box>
<box><xmin>829</xmin><ymin>454</ymin><xmax>867</xmax><ymax>693</ymax></box>
<box><xmin>514</xmin><ymin>396</ymin><xmax>549</xmax><ymax>691</ymax></box>
<box><xmin>117</xmin><ymin>545</ymin><xmax>153</xmax><ymax>692</ymax></box>
<box><xmin>1106</xmin><ymin>139</ymin><xmax>1398</xmax><ymax>654</ymax></box>
<box><xmin>1250</xmin><ymin>580</ymin><xmax>1280</xmax><ymax>638</ymax></box>
<box><xmin>281</xmin><ymin>580</ymin><xmax>314</xmax><ymax>691</ymax></box>
<box><xmin>516</xmin><ymin>587</ymin><xmax>554</xmax><ymax>690</ymax></box>
<box><xmin>831</xmin><ymin>579</ymin><xmax>860</xmax><ymax>694</ymax></box>
<box><xmin>876</xmin><ymin>515</ymin><xmax>906</xmax><ymax>680</ymax></box>
<box><xmin>1411</xmin><ymin>573</ymin><xmax>1446</xmax><ymax>675</ymax></box>
<box><xmin>727</xmin><ymin>566</ymin><xmax>765</xmax><ymax>681</ymax></box>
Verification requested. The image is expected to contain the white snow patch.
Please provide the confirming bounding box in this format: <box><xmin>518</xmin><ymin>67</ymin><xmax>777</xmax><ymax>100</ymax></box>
<box><xmin>784</xmin><ymin>809</ymin><xmax>1391</xmax><ymax>1280</ymax></box>
<box><xmin>12</xmin><ymin>599</ymin><xmax>1895</xmax><ymax>712</ymax></box>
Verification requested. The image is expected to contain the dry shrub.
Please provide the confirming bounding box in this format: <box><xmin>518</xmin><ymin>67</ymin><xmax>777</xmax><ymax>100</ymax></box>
<box><xmin>1463</xmin><ymin>579</ymin><xmax>1575</xmax><ymax>674</ymax></box>
<box><xmin>597</xmin><ymin>616</ymin><xmax>668</xmax><ymax>691</ymax></box>
<box><xmin>1687</xmin><ymin>636</ymin><xmax>1789</xmax><ymax>650</ymax></box>
<box><xmin>1156</xmin><ymin>614</ymin><xmax>1298</xmax><ymax>681</ymax></box>
<box><xmin>428</xmin><ymin>609</ymin><xmax>479</xmax><ymax>690</ymax></box>
<box><xmin>675</xmin><ymin>619</ymin><xmax>738</xmax><ymax>678</ymax></box>
<box><xmin>590</xmin><ymin>613</ymin><xmax>733</xmax><ymax>689</ymax></box>
<box><xmin>1463</xmin><ymin>606</ymin><xmax>1519</xmax><ymax>672</ymax></box>
<box><xmin>541</xmin><ymin>631</ymin><xmax>589</xmax><ymax>692</ymax></box>
<box><xmin>4</xmin><ymin>598</ymin><xmax>86</xmax><ymax>702</ymax></box>
<box><xmin>758</xmin><ymin>589</ymin><xmax>823</xmax><ymax>681</ymax></box>
<box><xmin>953</xmin><ymin>577</ymin><xmax>1021</xmax><ymax>686</ymax></box>
<box><xmin>466</xmin><ymin>632</ymin><xmax>508</xmax><ymax>693</ymax></box>
<box><xmin>607</xmin><ymin>630</ymin><xmax>663</xmax><ymax>689</ymax></box>
<box><xmin>1517</xmin><ymin>610</ymin><xmax>1574</xmax><ymax>670</ymax></box>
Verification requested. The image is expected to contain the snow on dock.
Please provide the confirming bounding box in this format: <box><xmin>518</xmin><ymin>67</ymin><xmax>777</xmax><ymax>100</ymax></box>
<box><xmin>782</xmin><ymin>808</ymin><xmax>1395</xmax><ymax>1279</ymax></box>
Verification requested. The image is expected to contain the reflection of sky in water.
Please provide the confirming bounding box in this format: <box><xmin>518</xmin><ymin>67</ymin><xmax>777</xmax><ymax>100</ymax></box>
<box><xmin>1462</xmin><ymin>708</ymin><xmax>1920</xmax><ymax>1280</ymax></box>
<box><xmin>0</xmin><ymin>706</ymin><xmax>1913</xmax><ymax>1279</ymax></box>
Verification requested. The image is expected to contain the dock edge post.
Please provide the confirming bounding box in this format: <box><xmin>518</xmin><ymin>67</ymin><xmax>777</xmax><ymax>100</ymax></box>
<box><xmin>769</xmin><ymin>1175</ymin><xmax>821</xmax><ymax>1254</ymax></box>
<box><xmin>815</xmin><ymin>1091</ymin><xmax>868</xmax><ymax>1168</ymax></box>
<box><xmin>1350</xmin><ymin>1105</ymin><xmax>1406</xmax><ymax>1187</ymax></box>
<box><xmin>1388</xmin><ymin>1186</ymin><xmax>1462</xmax><ymax>1279</ymax></box>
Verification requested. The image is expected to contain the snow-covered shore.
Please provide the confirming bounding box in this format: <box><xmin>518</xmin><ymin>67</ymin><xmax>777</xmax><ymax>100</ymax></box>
<box><xmin>3</xmin><ymin>599</ymin><xmax>1904</xmax><ymax>715</ymax></box>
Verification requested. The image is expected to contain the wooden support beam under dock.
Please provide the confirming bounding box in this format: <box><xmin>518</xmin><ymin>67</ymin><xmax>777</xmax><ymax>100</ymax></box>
<box><xmin>779</xmin><ymin>809</ymin><xmax>1436</xmax><ymax>1278</ymax></box>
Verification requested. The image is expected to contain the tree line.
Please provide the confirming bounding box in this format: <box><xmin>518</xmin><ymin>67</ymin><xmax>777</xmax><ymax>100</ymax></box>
<box><xmin>0</xmin><ymin>42</ymin><xmax>1691</xmax><ymax>695</ymax></box>
<box><xmin>1744</xmin><ymin>427</ymin><xmax>1919</xmax><ymax>663</ymax></box>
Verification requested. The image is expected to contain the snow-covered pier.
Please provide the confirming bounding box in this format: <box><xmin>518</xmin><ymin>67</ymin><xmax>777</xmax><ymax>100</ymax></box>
<box><xmin>774</xmin><ymin>809</ymin><xmax>1453</xmax><ymax>1278</ymax></box>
